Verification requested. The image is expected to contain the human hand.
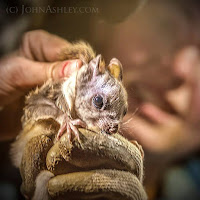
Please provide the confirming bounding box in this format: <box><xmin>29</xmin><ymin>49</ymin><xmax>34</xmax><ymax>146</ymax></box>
<box><xmin>0</xmin><ymin>30</ymin><xmax>82</xmax><ymax>106</ymax></box>
<box><xmin>123</xmin><ymin>46</ymin><xmax>200</xmax><ymax>156</ymax></box>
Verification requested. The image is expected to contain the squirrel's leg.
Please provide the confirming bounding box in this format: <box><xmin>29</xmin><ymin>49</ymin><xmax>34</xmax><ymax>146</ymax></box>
<box><xmin>57</xmin><ymin>114</ymin><xmax>86</xmax><ymax>142</ymax></box>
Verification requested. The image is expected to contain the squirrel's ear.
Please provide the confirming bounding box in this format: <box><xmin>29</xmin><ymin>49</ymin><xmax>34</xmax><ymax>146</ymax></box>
<box><xmin>89</xmin><ymin>54</ymin><xmax>105</xmax><ymax>76</ymax></box>
<box><xmin>108</xmin><ymin>58</ymin><xmax>123</xmax><ymax>81</ymax></box>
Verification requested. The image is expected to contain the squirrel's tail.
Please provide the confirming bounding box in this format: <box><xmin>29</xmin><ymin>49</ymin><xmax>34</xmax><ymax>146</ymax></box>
<box><xmin>59</xmin><ymin>41</ymin><xmax>96</xmax><ymax>63</ymax></box>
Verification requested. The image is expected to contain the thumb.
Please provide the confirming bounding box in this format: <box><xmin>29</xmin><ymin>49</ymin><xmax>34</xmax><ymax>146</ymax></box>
<box><xmin>0</xmin><ymin>56</ymin><xmax>82</xmax><ymax>106</ymax></box>
<box><xmin>17</xmin><ymin>58</ymin><xmax>82</xmax><ymax>88</ymax></box>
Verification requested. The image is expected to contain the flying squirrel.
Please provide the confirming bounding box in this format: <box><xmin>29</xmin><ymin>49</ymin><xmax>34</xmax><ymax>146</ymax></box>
<box><xmin>11</xmin><ymin>41</ymin><xmax>128</xmax><ymax>167</ymax></box>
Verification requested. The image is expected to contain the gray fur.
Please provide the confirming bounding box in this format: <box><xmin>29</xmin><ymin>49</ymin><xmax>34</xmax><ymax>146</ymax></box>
<box><xmin>75</xmin><ymin>59</ymin><xmax>128</xmax><ymax>133</ymax></box>
<box><xmin>22</xmin><ymin>42</ymin><xmax>128</xmax><ymax>134</ymax></box>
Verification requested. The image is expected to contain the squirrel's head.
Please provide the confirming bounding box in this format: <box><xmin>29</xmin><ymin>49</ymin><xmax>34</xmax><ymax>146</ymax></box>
<box><xmin>73</xmin><ymin>55</ymin><xmax>128</xmax><ymax>134</ymax></box>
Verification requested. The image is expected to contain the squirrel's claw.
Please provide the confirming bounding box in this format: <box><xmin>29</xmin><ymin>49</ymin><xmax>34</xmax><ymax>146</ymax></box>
<box><xmin>57</xmin><ymin>115</ymin><xmax>86</xmax><ymax>142</ymax></box>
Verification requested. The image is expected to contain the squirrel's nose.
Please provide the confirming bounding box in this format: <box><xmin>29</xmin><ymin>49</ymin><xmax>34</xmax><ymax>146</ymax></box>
<box><xmin>109</xmin><ymin>124</ymin><xmax>119</xmax><ymax>134</ymax></box>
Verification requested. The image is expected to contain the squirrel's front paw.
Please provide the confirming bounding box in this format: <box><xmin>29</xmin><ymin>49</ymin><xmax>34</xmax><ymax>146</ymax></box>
<box><xmin>57</xmin><ymin>115</ymin><xmax>86</xmax><ymax>142</ymax></box>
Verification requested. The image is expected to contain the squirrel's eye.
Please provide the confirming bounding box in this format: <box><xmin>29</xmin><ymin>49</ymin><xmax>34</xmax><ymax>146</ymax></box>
<box><xmin>93</xmin><ymin>95</ymin><xmax>104</xmax><ymax>109</ymax></box>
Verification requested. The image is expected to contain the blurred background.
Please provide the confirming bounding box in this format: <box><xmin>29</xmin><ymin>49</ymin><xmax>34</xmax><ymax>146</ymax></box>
<box><xmin>0</xmin><ymin>0</ymin><xmax>200</xmax><ymax>199</ymax></box>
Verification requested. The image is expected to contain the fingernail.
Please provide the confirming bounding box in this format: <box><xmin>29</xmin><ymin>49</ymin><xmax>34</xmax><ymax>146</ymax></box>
<box><xmin>61</xmin><ymin>60</ymin><xmax>82</xmax><ymax>77</ymax></box>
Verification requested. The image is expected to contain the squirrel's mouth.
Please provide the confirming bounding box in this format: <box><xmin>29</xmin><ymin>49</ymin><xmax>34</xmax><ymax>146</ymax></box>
<box><xmin>100</xmin><ymin>128</ymin><xmax>117</xmax><ymax>135</ymax></box>
<box><xmin>101</xmin><ymin>130</ymin><xmax>111</xmax><ymax>135</ymax></box>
